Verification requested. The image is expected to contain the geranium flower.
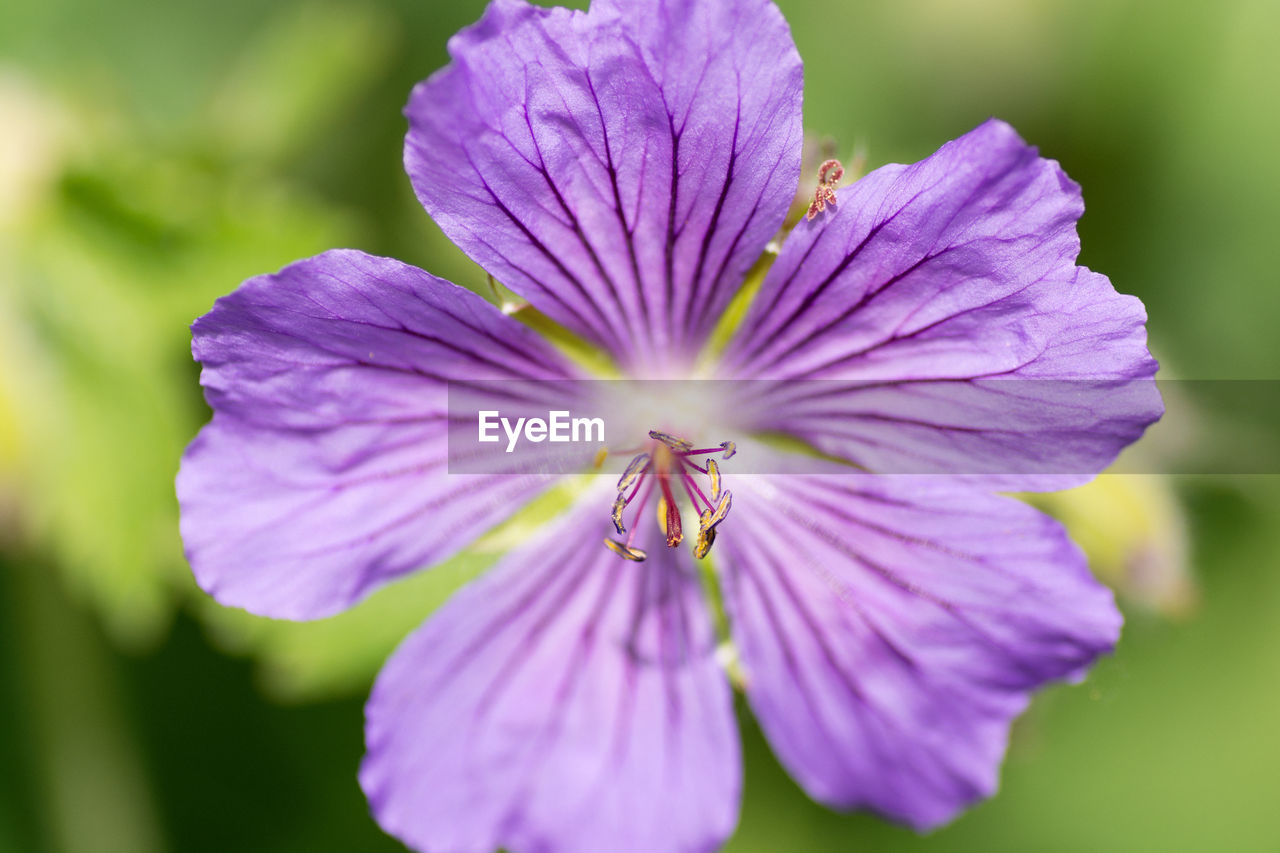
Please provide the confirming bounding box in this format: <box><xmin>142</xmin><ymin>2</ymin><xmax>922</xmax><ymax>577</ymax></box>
<box><xmin>177</xmin><ymin>0</ymin><xmax>1161</xmax><ymax>850</ymax></box>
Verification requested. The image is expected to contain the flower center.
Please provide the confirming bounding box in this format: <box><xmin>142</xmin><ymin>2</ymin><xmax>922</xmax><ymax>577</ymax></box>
<box><xmin>603</xmin><ymin>430</ymin><xmax>735</xmax><ymax>562</ymax></box>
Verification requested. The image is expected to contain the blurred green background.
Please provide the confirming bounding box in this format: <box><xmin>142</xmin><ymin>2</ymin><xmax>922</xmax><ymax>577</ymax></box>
<box><xmin>1</xmin><ymin>0</ymin><xmax>1277</xmax><ymax>851</ymax></box>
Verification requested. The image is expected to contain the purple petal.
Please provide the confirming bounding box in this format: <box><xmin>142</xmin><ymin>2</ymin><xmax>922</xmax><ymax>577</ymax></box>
<box><xmin>718</xmin><ymin>471</ymin><xmax>1121</xmax><ymax>830</ymax></box>
<box><xmin>720</xmin><ymin>119</ymin><xmax>1161</xmax><ymax>486</ymax></box>
<box><xmin>405</xmin><ymin>0</ymin><xmax>802</xmax><ymax>369</ymax></box>
<box><xmin>361</xmin><ymin>489</ymin><xmax>739</xmax><ymax>853</ymax></box>
<box><xmin>177</xmin><ymin>249</ymin><xmax>581</xmax><ymax>620</ymax></box>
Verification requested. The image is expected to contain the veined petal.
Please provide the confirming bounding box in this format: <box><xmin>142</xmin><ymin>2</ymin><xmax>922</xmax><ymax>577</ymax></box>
<box><xmin>720</xmin><ymin>119</ymin><xmax>1161</xmax><ymax>487</ymax></box>
<box><xmin>177</xmin><ymin>249</ymin><xmax>583</xmax><ymax>620</ymax></box>
<box><xmin>361</xmin><ymin>488</ymin><xmax>739</xmax><ymax>853</ymax></box>
<box><xmin>405</xmin><ymin>0</ymin><xmax>802</xmax><ymax>370</ymax></box>
<box><xmin>718</xmin><ymin>471</ymin><xmax>1120</xmax><ymax>830</ymax></box>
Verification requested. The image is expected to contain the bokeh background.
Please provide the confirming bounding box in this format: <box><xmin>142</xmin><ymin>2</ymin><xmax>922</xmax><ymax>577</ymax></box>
<box><xmin>2</xmin><ymin>0</ymin><xmax>1278</xmax><ymax>851</ymax></box>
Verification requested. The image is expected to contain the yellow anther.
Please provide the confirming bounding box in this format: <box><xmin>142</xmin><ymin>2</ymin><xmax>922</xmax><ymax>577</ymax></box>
<box><xmin>611</xmin><ymin>494</ymin><xmax>627</xmax><ymax>535</ymax></box>
<box><xmin>719</xmin><ymin>440</ymin><xmax>736</xmax><ymax>459</ymax></box>
<box><xmin>593</xmin><ymin>446</ymin><xmax>609</xmax><ymax>469</ymax></box>
<box><xmin>694</xmin><ymin>524</ymin><xmax>716</xmax><ymax>559</ymax></box>
<box><xmin>648</xmin><ymin>430</ymin><xmax>693</xmax><ymax>451</ymax></box>
<box><xmin>604</xmin><ymin>538</ymin><xmax>648</xmax><ymax>562</ymax></box>
<box><xmin>656</xmin><ymin>495</ymin><xmax>683</xmax><ymax>547</ymax></box>
<box><xmin>617</xmin><ymin>452</ymin><xmax>650</xmax><ymax>492</ymax></box>
<box><xmin>707</xmin><ymin>458</ymin><xmax>721</xmax><ymax>501</ymax></box>
<box><xmin>708</xmin><ymin>490</ymin><xmax>732</xmax><ymax>529</ymax></box>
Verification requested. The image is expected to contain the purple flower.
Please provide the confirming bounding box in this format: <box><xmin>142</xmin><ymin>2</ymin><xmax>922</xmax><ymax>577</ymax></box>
<box><xmin>177</xmin><ymin>0</ymin><xmax>1161</xmax><ymax>850</ymax></box>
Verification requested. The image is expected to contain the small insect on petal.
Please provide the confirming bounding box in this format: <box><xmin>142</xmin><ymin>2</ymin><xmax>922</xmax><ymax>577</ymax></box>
<box><xmin>707</xmin><ymin>458</ymin><xmax>722</xmax><ymax>501</ymax></box>
<box><xmin>604</xmin><ymin>538</ymin><xmax>647</xmax><ymax>562</ymax></box>
<box><xmin>719</xmin><ymin>440</ymin><xmax>736</xmax><ymax>459</ymax></box>
<box><xmin>817</xmin><ymin>158</ymin><xmax>844</xmax><ymax>185</ymax></box>
<box><xmin>617</xmin><ymin>452</ymin><xmax>650</xmax><ymax>492</ymax></box>
<box><xmin>805</xmin><ymin>158</ymin><xmax>844</xmax><ymax>221</ymax></box>
<box><xmin>649</xmin><ymin>430</ymin><xmax>693</xmax><ymax>452</ymax></box>
<box><xmin>611</xmin><ymin>494</ymin><xmax>627</xmax><ymax>535</ymax></box>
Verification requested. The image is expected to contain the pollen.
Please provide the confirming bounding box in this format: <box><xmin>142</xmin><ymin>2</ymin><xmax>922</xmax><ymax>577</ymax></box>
<box><xmin>707</xmin><ymin>458</ymin><xmax>722</xmax><ymax>501</ymax></box>
<box><xmin>648</xmin><ymin>430</ymin><xmax>693</xmax><ymax>452</ymax></box>
<box><xmin>693</xmin><ymin>525</ymin><xmax>716</xmax><ymax>560</ymax></box>
<box><xmin>617</xmin><ymin>452</ymin><xmax>650</xmax><ymax>492</ymax></box>
<box><xmin>611</xmin><ymin>493</ymin><xmax>627</xmax><ymax>534</ymax></box>
<box><xmin>604</xmin><ymin>538</ymin><xmax>648</xmax><ymax>561</ymax></box>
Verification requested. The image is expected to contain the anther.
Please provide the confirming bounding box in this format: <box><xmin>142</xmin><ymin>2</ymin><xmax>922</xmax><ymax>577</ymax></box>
<box><xmin>694</xmin><ymin>524</ymin><xmax>716</xmax><ymax>560</ymax></box>
<box><xmin>617</xmin><ymin>452</ymin><xmax>650</xmax><ymax>492</ymax></box>
<box><xmin>693</xmin><ymin>507</ymin><xmax>722</xmax><ymax>560</ymax></box>
<box><xmin>603</xmin><ymin>429</ymin><xmax>735</xmax><ymax>562</ymax></box>
<box><xmin>707</xmin><ymin>490</ymin><xmax>733</xmax><ymax>529</ymax></box>
<box><xmin>648</xmin><ymin>430</ymin><xmax>693</xmax><ymax>452</ymax></box>
<box><xmin>604</xmin><ymin>538</ymin><xmax>648</xmax><ymax>561</ymax></box>
<box><xmin>610</xmin><ymin>493</ymin><xmax>627</xmax><ymax>535</ymax></box>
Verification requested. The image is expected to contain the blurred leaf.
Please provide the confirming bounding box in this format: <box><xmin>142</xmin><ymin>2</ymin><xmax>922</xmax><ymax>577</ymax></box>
<box><xmin>9</xmin><ymin>151</ymin><xmax>353</xmax><ymax>647</ymax></box>
<box><xmin>200</xmin><ymin>549</ymin><xmax>495</xmax><ymax>703</ymax></box>
<box><xmin>2</xmin><ymin>80</ymin><xmax>363</xmax><ymax>648</ymax></box>
<box><xmin>208</xmin><ymin>3</ymin><xmax>396</xmax><ymax>163</ymax></box>
<box><xmin>1030</xmin><ymin>475</ymin><xmax>1195</xmax><ymax>617</ymax></box>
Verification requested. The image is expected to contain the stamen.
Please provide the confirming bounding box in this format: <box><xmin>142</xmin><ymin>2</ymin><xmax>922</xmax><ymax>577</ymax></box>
<box><xmin>680</xmin><ymin>469</ymin><xmax>715</xmax><ymax>514</ymax></box>
<box><xmin>593</xmin><ymin>446</ymin><xmax>609</xmax><ymax>469</ymax></box>
<box><xmin>611</xmin><ymin>493</ymin><xmax>627</xmax><ymax>535</ymax></box>
<box><xmin>603</xmin><ymin>429</ymin><xmax>735</xmax><ymax>561</ymax></box>
<box><xmin>648</xmin><ymin>430</ymin><xmax>693</xmax><ymax>452</ymax></box>
<box><xmin>707</xmin><ymin>490</ymin><xmax>733</xmax><ymax>530</ymax></box>
<box><xmin>604</xmin><ymin>538</ymin><xmax>647</xmax><ymax>561</ymax></box>
<box><xmin>693</xmin><ymin>508</ymin><xmax>718</xmax><ymax>560</ymax></box>
<box><xmin>617</xmin><ymin>452</ymin><xmax>650</xmax><ymax>492</ymax></box>
<box><xmin>694</xmin><ymin>523</ymin><xmax>716</xmax><ymax>559</ymax></box>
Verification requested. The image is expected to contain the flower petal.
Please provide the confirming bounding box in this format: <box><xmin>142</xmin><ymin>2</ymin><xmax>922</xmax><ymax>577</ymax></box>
<box><xmin>361</xmin><ymin>488</ymin><xmax>739</xmax><ymax>853</ymax></box>
<box><xmin>177</xmin><ymin>249</ymin><xmax>581</xmax><ymax>620</ymax></box>
<box><xmin>720</xmin><ymin>119</ymin><xmax>1161</xmax><ymax>486</ymax></box>
<box><xmin>718</xmin><ymin>471</ymin><xmax>1121</xmax><ymax>830</ymax></box>
<box><xmin>405</xmin><ymin>0</ymin><xmax>802</xmax><ymax>369</ymax></box>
